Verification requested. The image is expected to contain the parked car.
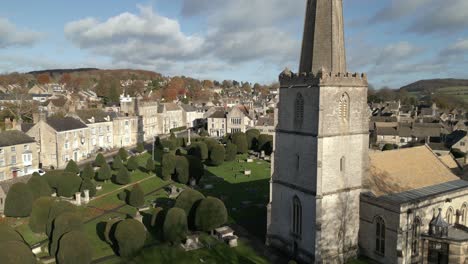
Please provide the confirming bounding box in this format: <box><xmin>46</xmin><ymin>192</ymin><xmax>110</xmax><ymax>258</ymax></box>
<box><xmin>30</xmin><ymin>168</ymin><xmax>46</xmax><ymax>176</ymax></box>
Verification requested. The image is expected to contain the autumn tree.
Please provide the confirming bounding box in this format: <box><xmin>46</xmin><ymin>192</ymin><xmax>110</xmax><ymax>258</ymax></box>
<box><xmin>37</xmin><ymin>73</ymin><xmax>50</xmax><ymax>84</ymax></box>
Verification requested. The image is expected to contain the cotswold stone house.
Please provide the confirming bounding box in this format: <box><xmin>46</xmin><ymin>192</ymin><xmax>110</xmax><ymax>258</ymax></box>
<box><xmin>0</xmin><ymin>130</ymin><xmax>38</xmax><ymax>181</ymax></box>
<box><xmin>226</xmin><ymin>105</ymin><xmax>253</xmax><ymax>134</ymax></box>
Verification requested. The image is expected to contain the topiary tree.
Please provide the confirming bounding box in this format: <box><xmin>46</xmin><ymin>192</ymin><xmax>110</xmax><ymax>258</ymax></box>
<box><xmin>246</xmin><ymin>129</ymin><xmax>260</xmax><ymax>150</ymax></box>
<box><xmin>174</xmin><ymin>189</ymin><xmax>205</xmax><ymax>228</ymax></box>
<box><xmin>186</xmin><ymin>155</ymin><xmax>204</xmax><ymax>183</ymax></box>
<box><xmin>0</xmin><ymin>241</ymin><xmax>36</xmax><ymax>264</ymax></box>
<box><xmin>0</xmin><ymin>224</ymin><xmax>24</xmax><ymax>243</ymax></box>
<box><xmin>96</xmin><ymin>163</ymin><xmax>112</xmax><ymax>182</ymax></box>
<box><xmin>118</xmin><ymin>148</ymin><xmax>128</xmax><ymax>161</ymax></box>
<box><xmin>4</xmin><ymin>183</ymin><xmax>33</xmax><ymax>217</ymax></box>
<box><xmin>56</xmin><ymin>230</ymin><xmax>92</xmax><ymax>264</ymax></box>
<box><xmin>114</xmin><ymin>219</ymin><xmax>146</xmax><ymax>258</ymax></box>
<box><xmin>128</xmin><ymin>184</ymin><xmax>144</xmax><ymax>208</ymax></box>
<box><xmin>65</xmin><ymin>160</ymin><xmax>80</xmax><ymax>175</ymax></box>
<box><xmin>195</xmin><ymin>197</ymin><xmax>228</xmax><ymax>233</ymax></box>
<box><xmin>161</xmin><ymin>139</ymin><xmax>177</xmax><ymax>151</ymax></box>
<box><xmin>94</xmin><ymin>153</ymin><xmax>106</xmax><ymax>167</ymax></box>
<box><xmin>50</xmin><ymin>212</ymin><xmax>83</xmax><ymax>257</ymax></box>
<box><xmin>174</xmin><ymin>156</ymin><xmax>189</xmax><ymax>184</ymax></box>
<box><xmin>29</xmin><ymin>197</ymin><xmax>55</xmax><ymax>234</ymax></box>
<box><xmin>382</xmin><ymin>144</ymin><xmax>396</xmax><ymax>151</ymax></box>
<box><xmin>136</xmin><ymin>142</ymin><xmax>145</xmax><ymax>153</ymax></box>
<box><xmin>225</xmin><ymin>142</ymin><xmax>237</xmax><ymax>161</ymax></box>
<box><xmin>150</xmin><ymin>207</ymin><xmax>164</xmax><ymax>228</ymax></box>
<box><xmin>27</xmin><ymin>173</ymin><xmax>52</xmax><ymax>200</ymax></box>
<box><xmin>203</xmin><ymin>138</ymin><xmax>218</xmax><ymax>153</ymax></box>
<box><xmin>127</xmin><ymin>156</ymin><xmax>139</xmax><ymax>171</ymax></box>
<box><xmin>188</xmin><ymin>142</ymin><xmax>208</xmax><ymax>160</ymax></box>
<box><xmin>232</xmin><ymin>132</ymin><xmax>248</xmax><ymax>154</ymax></box>
<box><xmin>46</xmin><ymin>201</ymin><xmax>77</xmax><ymax>237</ymax></box>
<box><xmin>81</xmin><ymin>164</ymin><xmax>95</xmax><ymax>180</ymax></box>
<box><xmin>55</xmin><ymin>172</ymin><xmax>82</xmax><ymax>198</ymax></box>
<box><xmin>112</xmin><ymin>155</ymin><xmax>123</xmax><ymax>170</ymax></box>
<box><xmin>115</xmin><ymin>167</ymin><xmax>130</xmax><ymax>185</ymax></box>
<box><xmin>209</xmin><ymin>144</ymin><xmax>225</xmax><ymax>166</ymax></box>
<box><xmin>163</xmin><ymin>208</ymin><xmax>188</xmax><ymax>244</ymax></box>
<box><xmin>103</xmin><ymin>218</ymin><xmax>120</xmax><ymax>245</ymax></box>
<box><xmin>257</xmin><ymin>134</ymin><xmax>274</xmax><ymax>155</ymax></box>
<box><xmin>79</xmin><ymin>178</ymin><xmax>96</xmax><ymax>198</ymax></box>
<box><xmin>199</xmin><ymin>128</ymin><xmax>209</xmax><ymax>137</ymax></box>
<box><xmin>146</xmin><ymin>158</ymin><xmax>155</xmax><ymax>174</ymax></box>
<box><xmin>161</xmin><ymin>153</ymin><xmax>176</xmax><ymax>181</ymax></box>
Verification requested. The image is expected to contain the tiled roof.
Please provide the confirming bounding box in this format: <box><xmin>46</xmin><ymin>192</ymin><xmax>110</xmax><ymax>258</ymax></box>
<box><xmin>209</xmin><ymin>110</ymin><xmax>226</xmax><ymax>119</ymax></box>
<box><xmin>0</xmin><ymin>130</ymin><xmax>36</xmax><ymax>147</ymax></box>
<box><xmin>76</xmin><ymin>109</ymin><xmax>112</xmax><ymax>123</ymax></box>
<box><xmin>47</xmin><ymin>117</ymin><xmax>87</xmax><ymax>132</ymax></box>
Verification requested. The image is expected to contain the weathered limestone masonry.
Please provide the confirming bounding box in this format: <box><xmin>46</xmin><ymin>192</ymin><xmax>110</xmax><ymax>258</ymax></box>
<box><xmin>266</xmin><ymin>0</ymin><xmax>369</xmax><ymax>263</ymax></box>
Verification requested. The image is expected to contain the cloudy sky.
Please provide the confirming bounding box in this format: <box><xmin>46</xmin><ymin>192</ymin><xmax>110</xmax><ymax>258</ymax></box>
<box><xmin>0</xmin><ymin>0</ymin><xmax>467</xmax><ymax>88</ymax></box>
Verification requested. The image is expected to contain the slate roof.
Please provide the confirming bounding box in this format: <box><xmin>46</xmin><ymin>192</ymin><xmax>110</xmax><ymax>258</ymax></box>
<box><xmin>256</xmin><ymin>116</ymin><xmax>275</xmax><ymax>126</ymax></box>
<box><xmin>0</xmin><ymin>130</ymin><xmax>36</xmax><ymax>147</ymax></box>
<box><xmin>209</xmin><ymin>110</ymin><xmax>226</xmax><ymax>119</ymax></box>
<box><xmin>47</xmin><ymin>117</ymin><xmax>88</xmax><ymax>132</ymax></box>
<box><xmin>180</xmin><ymin>104</ymin><xmax>197</xmax><ymax>112</ymax></box>
<box><xmin>76</xmin><ymin>109</ymin><xmax>112</xmax><ymax>123</ymax></box>
<box><xmin>21</xmin><ymin>123</ymin><xmax>34</xmax><ymax>133</ymax></box>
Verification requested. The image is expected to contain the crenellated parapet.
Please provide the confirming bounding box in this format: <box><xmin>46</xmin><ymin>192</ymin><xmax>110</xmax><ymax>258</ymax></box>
<box><xmin>279</xmin><ymin>68</ymin><xmax>368</xmax><ymax>87</ymax></box>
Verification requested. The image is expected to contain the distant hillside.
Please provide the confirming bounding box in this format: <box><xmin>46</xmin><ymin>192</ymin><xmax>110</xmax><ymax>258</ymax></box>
<box><xmin>28</xmin><ymin>68</ymin><xmax>99</xmax><ymax>75</ymax></box>
<box><xmin>400</xmin><ymin>79</ymin><xmax>468</xmax><ymax>93</ymax></box>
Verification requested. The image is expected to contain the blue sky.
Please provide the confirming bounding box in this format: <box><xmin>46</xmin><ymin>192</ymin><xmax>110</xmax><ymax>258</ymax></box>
<box><xmin>0</xmin><ymin>0</ymin><xmax>467</xmax><ymax>88</ymax></box>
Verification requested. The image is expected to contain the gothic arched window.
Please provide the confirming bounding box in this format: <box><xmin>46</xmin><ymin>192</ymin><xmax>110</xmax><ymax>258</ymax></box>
<box><xmin>339</xmin><ymin>93</ymin><xmax>349</xmax><ymax>121</ymax></box>
<box><xmin>446</xmin><ymin>207</ymin><xmax>454</xmax><ymax>224</ymax></box>
<box><xmin>375</xmin><ymin>216</ymin><xmax>385</xmax><ymax>255</ymax></box>
<box><xmin>460</xmin><ymin>204</ymin><xmax>467</xmax><ymax>226</ymax></box>
<box><xmin>292</xmin><ymin>196</ymin><xmax>302</xmax><ymax>237</ymax></box>
<box><xmin>412</xmin><ymin>218</ymin><xmax>421</xmax><ymax>256</ymax></box>
<box><xmin>294</xmin><ymin>93</ymin><xmax>304</xmax><ymax>129</ymax></box>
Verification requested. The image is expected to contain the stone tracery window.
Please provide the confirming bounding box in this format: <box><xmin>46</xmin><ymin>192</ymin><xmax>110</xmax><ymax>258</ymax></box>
<box><xmin>460</xmin><ymin>204</ymin><xmax>467</xmax><ymax>226</ymax></box>
<box><xmin>339</xmin><ymin>93</ymin><xmax>349</xmax><ymax>121</ymax></box>
<box><xmin>292</xmin><ymin>196</ymin><xmax>302</xmax><ymax>237</ymax></box>
<box><xmin>446</xmin><ymin>207</ymin><xmax>454</xmax><ymax>224</ymax></box>
<box><xmin>294</xmin><ymin>93</ymin><xmax>304</xmax><ymax>129</ymax></box>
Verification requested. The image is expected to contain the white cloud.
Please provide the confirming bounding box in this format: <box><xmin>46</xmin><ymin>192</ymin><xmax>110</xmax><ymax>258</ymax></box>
<box><xmin>369</xmin><ymin>0</ymin><xmax>430</xmax><ymax>23</ymax></box>
<box><xmin>0</xmin><ymin>18</ymin><xmax>42</xmax><ymax>48</ymax></box>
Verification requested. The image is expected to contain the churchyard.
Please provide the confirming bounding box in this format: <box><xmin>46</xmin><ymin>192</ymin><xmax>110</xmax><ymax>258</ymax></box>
<box><xmin>1</xmin><ymin>131</ymin><xmax>276</xmax><ymax>264</ymax></box>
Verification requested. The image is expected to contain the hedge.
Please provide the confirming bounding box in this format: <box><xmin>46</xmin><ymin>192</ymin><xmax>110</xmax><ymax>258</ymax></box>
<box><xmin>209</xmin><ymin>144</ymin><xmax>225</xmax><ymax>166</ymax></box>
<box><xmin>0</xmin><ymin>241</ymin><xmax>36</xmax><ymax>264</ymax></box>
<box><xmin>161</xmin><ymin>153</ymin><xmax>176</xmax><ymax>181</ymax></box>
<box><xmin>115</xmin><ymin>167</ymin><xmax>130</xmax><ymax>185</ymax></box>
<box><xmin>195</xmin><ymin>197</ymin><xmax>228</xmax><ymax>232</ymax></box>
<box><xmin>118</xmin><ymin>148</ymin><xmax>128</xmax><ymax>161</ymax></box>
<box><xmin>56</xmin><ymin>230</ymin><xmax>92</xmax><ymax>264</ymax></box>
<box><xmin>29</xmin><ymin>197</ymin><xmax>55</xmax><ymax>234</ymax></box>
<box><xmin>96</xmin><ymin>163</ymin><xmax>112</xmax><ymax>182</ymax></box>
<box><xmin>112</xmin><ymin>156</ymin><xmax>124</xmax><ymax>170</ymax></box>
<box><xmin>127</xmin><ymin>156</ymin><xmax>139</xmax><ymax>171</ymax></box>
<box><xmin>231</xmin><ymin>132</ymin><xmax>248</xmax><ymax>154</ymax></box>
<box><xmin>163</xmin><ymin>208</ymin><xmax>188</xmax><ymax>244</ymax></box>
<box><xmin>174</xmin><ymin>156</ymin><xmax>189</xmax><ymax>184</ymax></box>
<box><xmin>46</xmin><ymin>201</ymin><xmax>77</xmax><ymax>237</ymax></box>
<box><xmin>128</xmin><ymin>184</ymin><xmax>144</xmax><ymax>208</ymax></box>
<box><xmin>114</xmin><ymin>219</ymin><xmax>146</xmax><ymax>257</ymax></box>
<box><xmin>27</xmin><ymin>174</ymin><xmax>52</xmax><ymax>200</ymax></box>
<box><xmin>81</xmin><ymin>164</ymin><xmax>95</xmax><ymax>180</ymax></box>
<box><xmin>225</xmin><ymin>142</ymin><xmax>237</xmax><ymax>161</ymax></box>
<box><xmin>49</xmin><ymin>212</ymin><xmax>83</xmax><ymax>257</ymax></box>
<box><xmin>4</xmin><ymin>183</ymin><xmax>33</xmax><ymax>217</ymax></box>
<box><xmin>94</xmin><ymin>153</ymin><xmax>106</xmax><ymax>167</ymax></box>
<box><xmin>65</xmin><ymin>160</ymin><xmax>80</xmax><ymax>175</ymax></box>
<box><xmin>186</xmin><ymin>155</ymin><xmax>204</xmax><ymax>183</ymax></box>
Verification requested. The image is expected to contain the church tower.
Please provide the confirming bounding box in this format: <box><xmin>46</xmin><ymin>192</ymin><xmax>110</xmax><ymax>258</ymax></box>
<box><xmin>266</xmin><ymin>0</ymin><xmax>369</xmax><ymax>263</ymax></box>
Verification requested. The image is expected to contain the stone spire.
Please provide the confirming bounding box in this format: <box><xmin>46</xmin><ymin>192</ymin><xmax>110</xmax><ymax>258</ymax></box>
<box><xmin>299</xmin><ymin>0</ymin><xmax>347</xmax><ymax>74</ymax></box>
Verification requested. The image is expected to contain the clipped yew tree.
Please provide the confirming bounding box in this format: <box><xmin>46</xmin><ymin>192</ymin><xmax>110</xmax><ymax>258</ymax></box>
<box><xmin>46</xmin><ymin>201</ymin><xmax>77</xmax><ymax>237</ymax></box>
<box><xmin>128</xmin><ymin>184</ymin><xmax>144</xmax><ymax>208</ymax></box>
<box><xmin>55</xmin><ymin>172</ymin><xmax>82</xmax><ymax>197</ymax></box>
<box><xmin>246</xmin><ymin>129</ymin><xmax>260</xmax><ymax>150</ymax></box>
<box><xmin>258</xmin><ymin>134</ymin><xmax>274</xmax><ymax>155</ymax></box>
<box><xmin>49</xmin><ymin>212</ymin><xmax>84</xmax><ymax>257</ymax></box>
<box><xmin>96</xmin><ymin>163</ymin><xmax>112</xmax><ymax>182</ymax></box>
<box><xmin>118</xmin><ymin>148</ymin><xmax>128</xmax><ymax>161</ymax></box>
<box><xmin>146</xmin><ymin>158</ymin><xmax>155</xmax><ymax>174</ymax></box>
<box><xmin>27</xmin><ymin>173</ymin><xmax>52</xmax><ymax>200</ymax></box>
<box><xmin>114</xmin><ymin>219</ymin><xmax>146</xmax><ymax>258</ymax></box>
<box><xmin>4</xmin><ymin>183</ymin><xmax>33</xmax><ymax>217</ymax></box>
<box><xmin>65</xmin><ymin>160</ymin><xmax>80</xmax><ymax>175</ymax></box>
<box><xmin>195</xmin><ymin>197</ymin><xmax>228</xmax><ymax>233</ymax></box>
<box><xmin>225</xmin><ymin>142</ymin><xmax>237</xmax><ymax>161</ymax></box>
<box><xmin>115</xmin><ymin>167</ymin><xmax>130</xmax><ymax>185</ymax></box>
<box><xmin>79</xmin><ymin>178</ymin><xmax>96</xmax><ymax>197</ymax></box>
<box><xmin>81</xmin><ymin>164</ymin><xmax>95</xmax><ymax>180</ymax></box>
<box><xmin>136</xmin><ymin>142</ymin><xmax>145</xmax><ymax>153</ymax></box>
<box><xmin>127</xmin><ymin>156</ymin><xmax>139</xmax><ymax>171</ymax></box>
<box><xmin>94</xmin><ymin>153</ymin><xmax>106</xmax><ymax>167</ymax></box>
<box><xmin>56</xmin><ymin>230</ymin><xmax>92</xmax><ymax>264</ymax></box>
<box><xmin>209</xmin><ymin>144</ymin><xmax>225</xmax><ymax>166</ymax></box>
<box><xmin>0</xmin><ymin>241</ymin><xmax>36</xmax><ymax>264</ymax></box>
<box><xmin>203</xmin><ymin>138</ymin><xmax>218</xmax><ymax>153</ymax></box>
<box><xmin>163</xmin><ymin>208</ymin><xmax>188</xmax><ymax>244</ymax></box>
<box><xmin>0</xmin><ymin>224</ymin><xmax>24</xmax><ymax>243</ymax></box>
<box><xmin>174</xmin><ymin>156</ymin><xmax>189</xmax><ymax>184</ymax></box>
<box><xmin>188</xmin><ymin>142</ymin><xmax>208</xmax><ymax>161</ymax></box>
<box><xmin>29</xmin><ymin>197</ymin><xmax>55</xmax><ymax>234</ymax></box>
<box><xmin>231</xmin><ymin>132</ymin><xmax>248</xmax><ymax>154</ymax></box>
<box><xmin>161</xmin><ymin>153</ymin><xmax>176</xmax><ymax>181</ymax></box>
<box><xmin>112</xmin><ymin>155</ymin><xmax>123</xmax><ymax>170</ymax></box>
<box><xmin>186</xmin><ymin>155</ymin><xmax>204</xmax><ymax>183</ymax></box>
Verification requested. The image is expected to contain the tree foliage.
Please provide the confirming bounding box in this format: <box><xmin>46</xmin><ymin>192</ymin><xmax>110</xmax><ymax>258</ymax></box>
<box><xmin>232</xmin><ymin>132</ymin><xmax>248</xmax><ymax>154</ymax></box>
<box><xmin>50</xmin><ymin>212</ymin><xmax>83</xmax><ymax>257</ymax></box>
<box><xmin>27</xmin><ymin>174</ymin><xmax>52</xmax><ymax>200</ymax></box>
<box><xmin>65</xmin><ymin>160</ymin><xmax>80</xmax><ymax>175</ymax></box>
<box><xmin>195</xmin><ymin>197</ymin><xmax>228</xmax><ymax>232</ymax></box>
<box><xmin>4</xmin><ymin>183</ymin><xmax>33</xmax><ymax>217</ymax></box>
<box><xmin>188</xmin><ymin>142</ymin><xmax>208</xmax><ymax>160</ymax></box>
<box><xmin>161</xmin><ymin>153</ymin><xmax>176</xmax><ymax>181</ymax></box>
<box><xmin>136</xmin><ymin>142</ymin><xmax>145</xmax><ymax>153</ymax></box>
<box><xmin>118</xmin><ymin>148</ymin><xmax>128</xmax><ymax>161</ymax></box>
<box><xmin>112</xmin><ymin>155</ymin><xmax>123</xmax><ymax>170</ymax></box>
<box><xmin>174</xmin><ymin>156</ymin><xmax>189</xmax><ymax>184</ymax></box>
<box><xmin>0</xmin><ymin>241</ymin><xmax>36</xmax><ymax>264</ymax></box>
<box><xmin>127</xmin><ymin>156</ymin><xmax>139</xmax><ymax>171</ymax></box>
<box><xmin>209</xmin><ymin>144</ymin><xmax>225</xmax><ymax>166</ymax></box>
<box><xmin>246</xmin><ymin>129</ymin><xmax>260</xmax><ymax>150</ymax></box>
<box><xmin>163</xmin><ymin>208</ymin><xmax>188</xmax><ymax>244</ymax></box>
<box><xmin>115</xmin><ymin>167</ymin><xmax>131</xmax><ymax>185</ymax></box>
<box><xmin>186</xmin><ymin>155</ymin><xmax>204</xmax><ymax>183</ymax></box>
<box><xmin>46</xmin><ymin>201</ymin><xmax>77</xmax><ymax>237</ymax></box>
<box><xmin>96</xmin><ymin>163</ymin><xmax>112</xmax><ymax>182</ymax></box>
<box><xmin>257</xmin><ymin>134</ymin><xmax>274</xmax><ymax>155</ymax></box>
<box><xmin>81</xmin><ymin>164</ymin><xmax>95</xmax><ymax>180</ymax></box>
<box><xmin>79</xmin><ymin>178</ymin><xmax>96</xmax><ymax>198</ymax></box>
<box><xmin>0</xmin><ymin>224</ymin><xmax>24</xmax><ymax>243</ymax></box>
<box><xmin>29</xmin><ymin>197</ymin><xmax>54</xmax><ymax>234</ymax></box>
<box><xmin>128</xmin><ymin>184</ymin><xmax>144</xmax><ymax>208</ymax></box>
<box><xmin>225</xmin><ymin>142</ymin><xmax>237</xmax><ymax>161</ymax></box>
<box><xmin>94</xmin><ymin>153</ymin><xmax>106</xmax><ymax>167</ymax></box>
<box><xmin>55</xmin><ymin>173</ymin><xmax>82</xmax><ymax>197</ymax></box>
<box><xmin>146</xmin><ymin>158</ymin><xmax>155</xmax><ymax>174</ymax></box>
<box><xmin>56</xmin><ymin>230</ymin><xmax>93</xmax><ymax>264</ymax></box>
<box><xmin>114</xmin><ymin>219</ymin><xmax>146</xmax><ymax>258</ymax></box>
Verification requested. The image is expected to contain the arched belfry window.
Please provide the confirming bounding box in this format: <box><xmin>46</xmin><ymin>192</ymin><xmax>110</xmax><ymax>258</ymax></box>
<box><xmin>339</xmin><ymin>93</ymin><xmax>349</xmax><ymax>121</ymax></box>
<box><xmin>446</xmin><ymin>207</ymin><xmax>454</xmax><ymax>224</ymax></box>
<box><xmin>412</xmin><ymin>218</ymin><xmax>421</xmax><ymax>256</ymax></box>
<box><xmin>460</xmin><ymin>204</ymin><xmax>467</xmax><ymax>226</ymax></box>
<box><xmin>292</xmin><ymin>196</ymin><xmax>302</xmax><ymax>237</ymax></box>
<box><xmin>375</xmin><ymin>216</ymin><xmax>385</xmax><ymax>255</ymax></box>
<box><xmin>294</xmin><ymin>93</ymin><xmax>304</xmax><ymax>129</ymax></box>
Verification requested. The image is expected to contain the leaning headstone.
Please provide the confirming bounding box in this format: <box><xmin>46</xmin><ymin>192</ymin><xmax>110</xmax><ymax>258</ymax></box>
<box><xmin>260</xmin><ymin>151</ymin><xmax>266</xmax><ymax>158</ymax></box>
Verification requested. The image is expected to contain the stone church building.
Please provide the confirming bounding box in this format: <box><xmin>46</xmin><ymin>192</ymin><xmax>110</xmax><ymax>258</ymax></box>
<box><xmin>266</xmin><ymin>0</ymin><xmax>468</xmax><ymax>263</ymax></box>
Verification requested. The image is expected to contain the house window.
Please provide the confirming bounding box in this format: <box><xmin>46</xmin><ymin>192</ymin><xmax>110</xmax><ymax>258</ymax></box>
<box><xmin>446</xmin><ymin>207</ymin><xmax>454</xmax><ymax>224</ymax></box>
<box><xmin>340</xmin><ymin>156</ymin><xmax>345</xmax><ymax>173</ymax></box>
<box><xmin>24</xmin><ymin>145</ymin><xmax>29</xmax><ymax>151</ymax></box>
<box><xmin>294</xmin><ymin>93</ymin><xmax>304</xmax><ymax>129</ymax></box>
<box><xmin>11</xmin><ymin>146</ymin><xmax>16</xmax><ymax>152</ymax></box>
<box><xmin>0</xmin><ymin>158</ymin><xmax>4</xmax><ymax>166</ymax></box>
<box><xmin>292</xmin><ymin>196</ymin><xmax>302</xmax><ymax>237</ymax></box>
<box><xmin>375</xmin><ymin>216</ymin><xmax>385</xmax><ymax>255</ymax></box>
<box><xmin>64</xmin><ymin>141</ymin><xmax>69</xmax><ymax>150</ymax></box>
<box><xmin>11</xmin><ymin>156</ymin><xmax>16</xmax><ymax>165</ymax></box>
<box><xmin>412</xmin><ymin>218</ymin><xmax>421</xmax><ymax>256</ymax></box>
<box><xmin>64</xmin><ymin>155</ymin><xmax>69</xmax><ymax>162</ymax></box>
<box><xmin>461</xmin><ymin>142</ymin><xmax>466</xmax><ymax>147</ymax></box>
<box><xmin>339</xmin><ymin>93</ymin><xmax>350</xmax><ymax>121</ymax></box>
